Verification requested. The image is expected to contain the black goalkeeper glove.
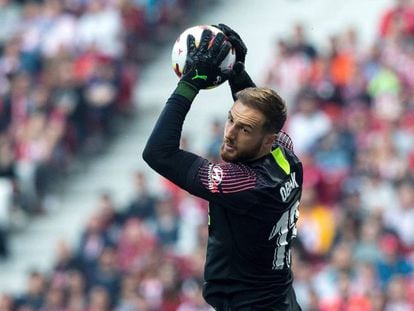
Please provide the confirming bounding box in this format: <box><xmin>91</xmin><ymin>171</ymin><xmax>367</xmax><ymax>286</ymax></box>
<box><xmin>180</xmin><ymin>29</ymin><xmax>231</xmax><ymax>91</ymax></box>
<box><xmin>228</xmin><ymin>61</ymin><xmax>256</xmax><ymax>100</ymax></box>
<box><xmin>214</xmin><ymin>23</ymin><xmax>247</xmax><ymax>63</ymax></box>
<box><xmin>213</xmin><ymin>24</ymin><xmax>256</xmax><ymax>100</ymax></box>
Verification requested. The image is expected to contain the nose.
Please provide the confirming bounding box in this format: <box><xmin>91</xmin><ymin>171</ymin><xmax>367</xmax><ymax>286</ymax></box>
<box><xmin>224</xmin><ymin>123</ymin><xmax>237</xmax><ymax>141</ymax></box>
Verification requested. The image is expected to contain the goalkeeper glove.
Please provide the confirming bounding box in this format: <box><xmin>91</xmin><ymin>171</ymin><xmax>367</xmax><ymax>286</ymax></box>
<box><xmin>180</xmin><ymin>29</ymin><xmax>231</xmax><ymax>91</ymax></box>
<box><xmin>214</xmin><ymin>23</ymin><xmax>247</xmax><ymax>63</ymax></box>
<box><xmin>213</xmin><ymin>24</ymin><xmax>256</xmax><ymax>100</ymax></box>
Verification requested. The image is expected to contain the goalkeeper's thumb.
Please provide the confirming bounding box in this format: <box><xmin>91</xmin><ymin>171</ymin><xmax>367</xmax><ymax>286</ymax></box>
<box><xmin>222</xmin><ymin>61</ymin><xmax>245</xmax><ymax>81</ymax></box>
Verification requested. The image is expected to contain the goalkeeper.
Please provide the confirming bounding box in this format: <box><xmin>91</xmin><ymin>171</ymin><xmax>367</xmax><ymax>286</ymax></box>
<box><xmin>143</xmin><ymin>24</ymin><xmax>303</xmax><ymax>311</ymax></box>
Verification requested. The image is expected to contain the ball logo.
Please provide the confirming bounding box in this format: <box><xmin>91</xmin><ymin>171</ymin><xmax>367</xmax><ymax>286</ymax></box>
<box><xmin>208</xmin><ymin>164</ymin><xmax>223</xmax><ymax>192</ymax></box>
<box><xmin>213</xmin><ymin>75</ymin><xmax>222</xmax><ymax>86</ymax></box>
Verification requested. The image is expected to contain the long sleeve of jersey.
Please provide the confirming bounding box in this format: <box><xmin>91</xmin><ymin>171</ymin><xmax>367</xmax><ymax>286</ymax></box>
<box><xmin>142</xmin><ymin>87</ymin><xmax>203</xmax><ymax>189</ymax></box>
<box><xmin>142</xmin><ymin>85</ymin><xmax>259</xmax><ymax>212</ymax></box>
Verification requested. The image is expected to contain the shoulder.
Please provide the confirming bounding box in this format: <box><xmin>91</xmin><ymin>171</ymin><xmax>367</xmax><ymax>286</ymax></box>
<box><xmin>252</xmin><ymin>147</ymin><xmax>303</xmax><ymax>200</ymax></box>
<box><xmin>268</xmin><ymin>145</ymin><xmax>302</xmax><ymax>176</ymax></box>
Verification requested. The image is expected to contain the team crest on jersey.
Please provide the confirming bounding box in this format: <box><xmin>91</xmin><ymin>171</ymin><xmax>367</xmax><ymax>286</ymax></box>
<box><xmin>208</xmin><ymin>164</ymin><xmax>223</xmax><ymax>192</ymax></box>
<box><xmin>280</xmin><ymin>172</ymin><xmax>299</xmax><ymax>202</ymax></box>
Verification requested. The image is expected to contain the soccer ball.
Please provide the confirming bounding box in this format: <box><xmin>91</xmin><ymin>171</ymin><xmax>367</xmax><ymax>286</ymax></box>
<box><xmin>171</xmin><ymin>25</ymin><xmax>236</xmax><ymax>87</ymax></box>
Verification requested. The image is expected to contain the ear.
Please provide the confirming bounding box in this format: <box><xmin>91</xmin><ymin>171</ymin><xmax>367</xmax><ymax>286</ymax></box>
<box><xmin>264</xmin><ymin>133</ymin><xmax>276</xmax><ymax>149</ymax></box>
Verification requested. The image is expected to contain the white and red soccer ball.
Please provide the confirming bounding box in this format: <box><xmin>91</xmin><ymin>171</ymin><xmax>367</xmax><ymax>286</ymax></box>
<box><xmin>171</xmin><ymin>25</ymin><xmax>236</xmax><ymax>87</ymax></box>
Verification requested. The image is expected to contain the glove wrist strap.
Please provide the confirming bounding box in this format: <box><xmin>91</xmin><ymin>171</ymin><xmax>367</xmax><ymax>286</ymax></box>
<box><xmin>174</xmin><ymin>81</ymin><xmax>199</xmax><ymax>101</ymax></box>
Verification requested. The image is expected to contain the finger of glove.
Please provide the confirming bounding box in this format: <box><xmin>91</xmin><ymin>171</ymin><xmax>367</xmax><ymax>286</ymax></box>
<box><xmin>233</xmin><ymin>44</ymin><xmax>246</xmax><ymax>63</ymax></box>
<box><xmin>209</xmin><ymin>32</ymin><xmax>225</xmax><ymax>57</ymax></box>
<box><xmin>217</xmin><ymin>23</ymin><xmax>237</xmax><ymax>37</ymax></box>
<box><xmin>183</xmin><ymin>58</ymin><xmax>194</xmax><ymax>75</ymax></box>
<box><xmin>214</xmin><ymin>24</ymin><xmax>243</xmax><ymax>51</ymax></box>
<box><xmin>232</xmin><ymin>61</ymin><xmax>245</xmax><ymax>74</ymax></box>
<box><xmin>187</xmin><ymin>34</ymin><xmax>196</xmax><ymax>55</ymax></box>
<box><xmin>215</xmin><ymin>41</ymin><xmax>231</xmax><ymax>65</ymax></box>
<box><xmin>199</xmin><ymin>29</ymin><xmax>213</xmax><ymax>53</ymax></box>
<box><xmin>217</xmin><ymin>24</ymin><xmax>246</xmax><ymax>62</ymax></box>
<box><xmin>232</xmin><ymin>36</ymin><xmax>247</xmax><ymax>54</ymax></box>
<box><xmin>221</xmin><ymin>60</ymin><xmax>243</xmax><ymax>80</ymax></box>
<box><xmin>221</xmin><ymin>68</ymin><xmax>232</xmax><ymax>81</ymax></box>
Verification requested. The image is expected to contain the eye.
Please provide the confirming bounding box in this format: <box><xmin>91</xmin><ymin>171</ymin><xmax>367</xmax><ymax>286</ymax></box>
<box><xmin>242</xmin><ymin>127</ymin><xmax>250</xmax><ymax>133</ymax></box>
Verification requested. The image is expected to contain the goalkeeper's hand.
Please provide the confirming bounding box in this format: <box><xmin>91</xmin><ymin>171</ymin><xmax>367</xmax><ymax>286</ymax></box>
<box><xmin>214</xmin><ymin>23</ymin><xmax>247</xmax><ymax>64</ymax></box>
<box><xmin>180</xmin><ymin>29</ymin><xmax>231</xmax><ymax>90</ymax></box>
<box><xmin>212</xmin><ymin>24</ymin><xmax>255</xmax><ymax>100</ymax></box>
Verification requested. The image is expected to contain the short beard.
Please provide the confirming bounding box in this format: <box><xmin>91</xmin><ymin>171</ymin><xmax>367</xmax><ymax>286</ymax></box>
<box><xmin>220</xmin><ymin>140</ymin><xmax>263</xmax><ymax>163</ymax></box>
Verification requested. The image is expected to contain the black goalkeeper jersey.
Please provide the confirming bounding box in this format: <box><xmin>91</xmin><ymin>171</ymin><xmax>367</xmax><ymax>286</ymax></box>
<box><xmin>143</xmin><ymin>91</ymin><xmax>303</xmax><ymax>310</ymax></box>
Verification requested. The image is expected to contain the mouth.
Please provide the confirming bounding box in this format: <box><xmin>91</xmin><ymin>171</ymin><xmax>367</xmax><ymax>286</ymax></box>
<box><xmin>223</xmin><ymin>142</ymin><xmax>236</xmax><ymax>152</ymax></box>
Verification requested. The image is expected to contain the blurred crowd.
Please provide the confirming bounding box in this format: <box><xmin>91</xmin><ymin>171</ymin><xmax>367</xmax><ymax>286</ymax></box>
<box><xmin>2</xmin><ymin>0</ymin><xmax>414</xmax><ymax>310</ymax></box>
<box><xmin>263</xmin><ymin>0</ymin><xmax>414</xmax><ymax>309</ymax></box>
<box><xmin>0</xmin><ymin>171</ymin><xmax>212</xmax><ymax>311</ymax></box>
<box><xmin>0</xmin><ymin>0</ymin><xmax>202</xmax><ymax>260</ymax></box>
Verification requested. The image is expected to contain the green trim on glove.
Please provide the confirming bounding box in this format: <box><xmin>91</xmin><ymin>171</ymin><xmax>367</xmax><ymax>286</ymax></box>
<box><xmin>180</xmin><ymin>29</ymin><xmax>230</xmax><ymax>90</ymax></box>
<box><xmin>173</xmin><ymin>81</ymin><xmax>199</xmax><ymax>101</ymax></box>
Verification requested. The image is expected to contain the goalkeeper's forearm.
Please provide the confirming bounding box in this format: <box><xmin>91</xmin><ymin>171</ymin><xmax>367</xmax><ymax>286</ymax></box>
<box><xmin>142</xmin><ymin>82</ymin><xmax>201</xmax><ymax>188</ymax></box>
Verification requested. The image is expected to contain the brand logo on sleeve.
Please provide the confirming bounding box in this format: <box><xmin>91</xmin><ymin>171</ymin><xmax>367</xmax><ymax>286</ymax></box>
<box><xmin>208</xmin><ymin>164</ymin><xmax>223</xmax><ymax>192</ymax></box>
<box><xmin>280</xmin><ymin>172</ymin><xmax>299</xmax><ymax>202</ymax></box>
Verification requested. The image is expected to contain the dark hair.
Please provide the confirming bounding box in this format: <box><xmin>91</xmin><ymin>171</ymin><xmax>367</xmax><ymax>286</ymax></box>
<box><xmin>235</xmin><ymin>87</ymin><xmax>287</xmax><ymax>133</ymax></box>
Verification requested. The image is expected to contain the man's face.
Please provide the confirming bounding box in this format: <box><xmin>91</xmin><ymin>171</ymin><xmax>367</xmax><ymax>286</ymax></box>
<box><xmin>220</xmin><ymin>101</ymin><xmax>272</xmax><ymax>163</ymax></box>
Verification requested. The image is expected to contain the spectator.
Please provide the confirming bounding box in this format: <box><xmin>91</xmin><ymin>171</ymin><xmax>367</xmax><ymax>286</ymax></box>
<box><xmin>40</xmin><ymin>286</ymin><xmax>66</xmax><ymax>311</ymax></box>
<box><xmin>176</xmin><ymin>194</ymin><xmax>206</xmax><ymax>256</ymax></box>
<box><xmin>39</xmin><ymin>0</ymin><xmax>77</xmax><ymax>58</ymax></box>
<box><xmin>66</xmin><ymin>269</ymin><xmax>87</xmax><ymax>311</ymax></box>
<box><xmin>177</xmin><ymin>280</ymin><xmax>212</xmax><ymax>311</ymax></box>
<box><xmin>383</xmin><ymin>179</ymin><xmax>414</xmax><ymax>249</ymax></box>
<box><xmin>318</xmin><ymin>271</ymin><xmax>373</xmax><ymax>311</ymax></box>
<box><xmin>83</xmin><ymin>60</ymin><xmax>118</xmax><ymax>140</ymax></box>
<box><xmin>0</xmin><ymin>0</ymin><xmax>21</xmax><ymax>50</ymax></box>
<box><xmin>96</xmin><ymin>192</ymin><xmax>124</xmax><ymax>246</ymax></box>
<box><xmin>384</xmin><ymin>276</ymin><xmax>413</xmax><ymax>311</ymax></box>
<box><xmin>0</xmin><ymin>293</ymin><xmax>15</xmax><ymax>311</ymax></box>
<box><xmin>374</xmin><ymin>233</ymin><xmax>413</xmax><ymax>288</ymax></box>
<box><xmin>327</xmin><ymin>34</ymin><xmax>357</xmax><ymax>89</ymax></box>
<box><xmin>86</xmin><ymin>286</ymin><xmax>111</xmax><ymax>311</ymax></box>
<box><xmin>297</xmin><ymin>186</ymin><xmax>336</xmax><ymax>261</ymax></box>
<box><xmin>15</xmin><ymin>271</ymin><xmax>47</xmax><ymax>310</ymax></box>
<box><xmin>353</xmin><ymin>216</ymin><xmax>382</xmax><ymax>264</ymax></box>
<box><xmin>263</xmin><ymin>38</ymin><xmax>311</xmax><ymax>105</ymax></box>
<box><xmin>359</xmin><ymin>168</ymin><xmax>398</xmax><ymax>215</ymax></box>
<box><xmin>153</xmin><ymin>196</ymin><xmax>179</xmax><ymax>250</ymax></box>
<box><xmin>286</xmin><ymin>88</ymin><xmax>332</xmax><ymax>156</ymax></box>
<box><xmin>116</xmin><ymin>218</ymin><xmax>156</xmax><ymax>273</ymax></box>
<box><xmin>76</xmin><ymin>212</ymin><xmax>111</xmax><ymax>279</ymax></box>
<box><xmin>51</xmin><ymin>239</ymin><xmax>81</xmax><ymax>287</ymax></box>
<box><xmin>115</xmin><ymin>274</ymin><xmax>149</xmax><ymax>311</ymax></box>
<box><xmin>292</xmin><ymin>258</ymin><xmax>319</xmax><ymax>311</ymax></box>
<box><xmin>76</xmin><ymin>0</ymin><xmax>124</xmax><ymax>58</ymax></box>
<box><xmin>379</xmin><ymin>0</ymin><xmax>414</xmax><ymax>38</ymax></box>
<box><xmin>88</xmin><ymin>246</ymin><xmax>121</xmax><ymax>305</ymax></box>
<box><xmin>312</xmin><ymin>242</ymin><xmax>355</xmax><ymax>301</ymax></box>
<box><xmin>289</xmin><ymin>23</ymin><xmax>317</xmax><ymax>60</ymax></box>
<box><xmin>123</xmin><ymin>171</ymin><xmax>156</xmax><ymax>222</ymax></box>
